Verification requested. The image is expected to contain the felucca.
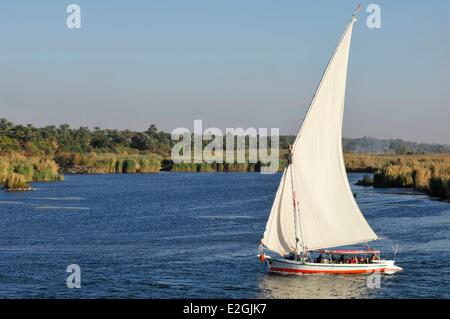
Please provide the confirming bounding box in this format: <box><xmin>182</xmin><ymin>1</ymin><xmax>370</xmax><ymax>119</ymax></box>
<box><xmin>259</xmin><ymin>6</ymin><xmax>402</xmax><ymax>275</ymax></box>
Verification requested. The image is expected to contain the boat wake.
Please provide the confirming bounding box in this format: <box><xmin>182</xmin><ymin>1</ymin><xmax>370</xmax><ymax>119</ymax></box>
<box><xmin>35</xmin><ymin>206</ymin><xmax>90</xmax><ymax>211</ymax></box>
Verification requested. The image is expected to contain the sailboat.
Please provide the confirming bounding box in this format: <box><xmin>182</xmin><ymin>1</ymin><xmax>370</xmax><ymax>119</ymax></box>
<box><xmin>259</xmin><ymin>6</ymin><xmax>402</xmax><ymax>275</ymax></box>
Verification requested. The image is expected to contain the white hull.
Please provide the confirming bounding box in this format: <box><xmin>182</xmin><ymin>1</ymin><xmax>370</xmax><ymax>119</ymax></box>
<box><xmin>265</xmin><ymin>257</ymin><xmax>403</xmax><ymax>275</ymax></box>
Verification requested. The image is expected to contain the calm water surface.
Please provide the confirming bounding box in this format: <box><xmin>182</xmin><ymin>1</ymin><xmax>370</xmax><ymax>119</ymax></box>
<box><xmin>0</xmin><ymin>172</ymin><xmax>449</xmax><ymax>298</ymax></box>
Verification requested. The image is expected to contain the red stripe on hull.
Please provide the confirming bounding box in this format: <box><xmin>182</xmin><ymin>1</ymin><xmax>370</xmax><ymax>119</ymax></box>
<box><xmin>269</xmin><ymin>267</ymin><xmax>386</xmax><ymax>274</ymax></box>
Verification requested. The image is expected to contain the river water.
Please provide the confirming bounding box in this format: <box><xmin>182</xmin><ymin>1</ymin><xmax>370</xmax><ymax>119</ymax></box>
<box><xmin>0</xmin><ymin>172</ymin><xmax>448</xmax><ymax>298</ymax></box>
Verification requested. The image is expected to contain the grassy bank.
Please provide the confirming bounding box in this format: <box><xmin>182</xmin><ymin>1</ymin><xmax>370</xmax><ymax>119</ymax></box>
<box><xmin>348</xmin><ymin>154</ymin><xmax>450</xmax><ymax>200</ymax></box>
<box><xmin>371</xmin><ymin>155</ymin><xmax>450</xmax><ymax>200</ymax></box>
<box><xmin>162</xmin><ymin>148</ymin><xmax>287</xmax><ymax>173</ymax></box>
<box><xmin>344</xmin><ymin>153</ymin><xmax>404</xmax><ymax>172</ymax></box>
<box><xmin>2</xmin><ymin>144</ymin><xmax>450</xmax><ymax>201</ymax></box>
<box><xmin>169</xmin><ymin>162</ymin><xmax>263</xmax><ymax>172</ymax></box>
<box><xmin>0</xmin><ymin>153</ymin><xmax>62</xmax><ymax>190</ymax></box>
<box><xmin>56</xmin><ymin>152</ymin><xmax>162</xmax><ymax>173</ymax></box>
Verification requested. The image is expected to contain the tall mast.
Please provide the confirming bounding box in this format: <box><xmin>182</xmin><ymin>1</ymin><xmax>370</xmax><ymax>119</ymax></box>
<box><xmin>288</xmin><ymin>145</ymin><xmax>304</xmax><ymax>255</ymax></box>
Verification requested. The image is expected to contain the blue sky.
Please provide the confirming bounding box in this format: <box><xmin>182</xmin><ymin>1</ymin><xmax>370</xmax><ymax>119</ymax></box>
<box><xmin>0</xmin><ymin>1</ymin><xmax>449</xmax><ymax>143</ymax></box>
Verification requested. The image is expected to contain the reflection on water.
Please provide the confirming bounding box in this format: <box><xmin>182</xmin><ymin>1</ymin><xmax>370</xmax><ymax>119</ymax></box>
<box><xmin>258</xmin><ymin>273</ymin><xmax>373</xmax><ymax>299</ymax></box>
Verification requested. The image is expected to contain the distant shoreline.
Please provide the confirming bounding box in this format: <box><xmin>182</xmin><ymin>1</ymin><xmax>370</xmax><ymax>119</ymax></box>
<box><xmin>1</xmin><ymin>118</ymin><xmax>449</xmax><ymax>197</ymax></box>
<box><xmin>56</xmin><ymin>153</ymin><xmax>450</xmax><ymax>202</ymax></box>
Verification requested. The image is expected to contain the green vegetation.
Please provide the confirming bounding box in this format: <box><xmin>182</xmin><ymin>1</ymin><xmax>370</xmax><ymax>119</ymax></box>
<box><xmin>4</xmin><ymin>173</ymin><xmax>31</xmax><ymax>191</ymax></box>
<box><xmin>355</xmin><ymin>174</ymin><xmax>373</xmax><ymax>186</ymax></box>
<box><xmin>370</xmin><ymin>155</ymin><xmax>450</xmax><ymax>200</ymax></box>
<box><xmin>343</xmin><ymin>136</ymin><xmax>450</xmax><ymax>154</ymax></box>
<box><xmin>166</xmin><ymin>161</ymin><xmax>264</xmax><ymax>172</ymax></box>
<box><xmin>2</xmin><ymin>118</ymin><xmax>450</xmax><ymax>200</ymax></box>
<box><xmin>0</xmin><ymin>119</ymin><xmax>167</xmax><ymax>189</ymax></box>
<box><xmin>345</xmin><ymin>153</ymin><xmax>450</xmax><ymax>200</ymax></box>
<box><xmin>344</xmin><ymin>153</ymin><xmax>397</xmax><ymax>172</ymax></box>
<box><xmin>55</xmin><ymin>152</ymin><xmax>161</xmax><ymax>173</ymax></box>
<box><xmin>0</xmin><ymin>119</ymin><xmax>172</xmax><ymax>157</ymax></box>
<box><xmin>0</xmin><ymin>153</ymin><xmax>62</xmax><ymax>191</ymax></box>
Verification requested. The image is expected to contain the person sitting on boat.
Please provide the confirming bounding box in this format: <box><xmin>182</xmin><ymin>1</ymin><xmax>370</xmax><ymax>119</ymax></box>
<box><xmin>339</xmin><ymin>255</ymin><xmax>345</xmax><ymax>264</ymax></box>
<box><xmin>369</xmin><ymin>254</ymin><xmax>379</xmax><ymax>263</ymax></box>
<box><xmin>315</xmin><ymin>254</ymin><xmax>322</xmax><ymax>263</ymax></box>
<box><xmin>285</xmin><ymin>252</ymin><xmax>295</xmax><ymax>260</ymax></box>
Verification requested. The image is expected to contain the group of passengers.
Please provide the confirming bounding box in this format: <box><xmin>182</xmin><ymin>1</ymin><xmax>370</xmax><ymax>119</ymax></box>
<box><xmin>315</xmin><ymin>254</ymin><xmax>379</xmax><ymax>264</ymax></box>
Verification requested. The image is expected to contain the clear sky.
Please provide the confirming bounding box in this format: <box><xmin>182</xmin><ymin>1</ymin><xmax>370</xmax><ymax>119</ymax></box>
<box><xmin>0</xmin><ymin>0</ymin><xmax>449</xmax><ymax>143</ymax></box>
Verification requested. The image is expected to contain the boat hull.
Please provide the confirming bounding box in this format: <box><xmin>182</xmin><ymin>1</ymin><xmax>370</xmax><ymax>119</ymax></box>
<box><xmin>265</xmin><ymin>257</ymin><xmax>402</xmax><ymax>275</ymax></box>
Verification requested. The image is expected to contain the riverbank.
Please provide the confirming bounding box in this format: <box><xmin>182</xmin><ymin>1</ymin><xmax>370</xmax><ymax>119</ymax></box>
<box><xmin>373</xmin><ymin>162</ymin><xmax>450</xmax><ymax>200</ymax></box>
<box><xmin>0</xmin><ymin>153</ymin><xmax>62</xmax><ymax>191</ymax></box>
<box><xmin>2</xmin><ymin>151</ymin><xmax>450</xmax><ymax>201</ymax></box>
<box><xmin>351</xmin><ymin>154</ymin><xmax>450</xmax><ymax>200</ymax></box>
<box><xmin>56</xmin><ymin>152</ymin><xmax>162</xmax><ymax>173</ymax></box>
<box><xmin>2</xmin><ymin>118</ymin><xmax>450</xmax><ymax>197</ymax></box>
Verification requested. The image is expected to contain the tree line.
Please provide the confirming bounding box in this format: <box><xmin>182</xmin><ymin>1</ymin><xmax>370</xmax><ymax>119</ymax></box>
<box><xmin>0</xmin><ymin>119</ymin><xmax>172</xmax><ymax>157</ymax></box>
<box><xmin>1</xmin><ymin>118</ymin><xmax>449</xmax><ymax>159</ymax></box>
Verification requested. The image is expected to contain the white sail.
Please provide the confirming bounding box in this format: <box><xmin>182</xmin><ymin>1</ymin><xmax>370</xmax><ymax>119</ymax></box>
<box><xmin>262</xmin><ymin>165</ymin><xmax>296</xmax><ymax>255</ymax></box>
<box><xmin>262</xmin><ymin>14</ymin><xmax>378</xmax><ymax>256</ymax></box>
